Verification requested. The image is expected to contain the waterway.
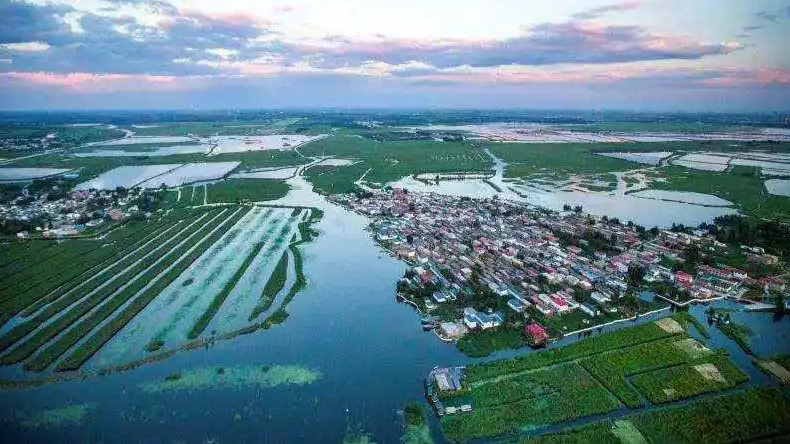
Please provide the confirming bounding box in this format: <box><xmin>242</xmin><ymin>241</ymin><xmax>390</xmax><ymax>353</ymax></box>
<box><xmin>0</xmin><ymin>175</ymin><xmax>788</xmax><ymax>443</ymax></box>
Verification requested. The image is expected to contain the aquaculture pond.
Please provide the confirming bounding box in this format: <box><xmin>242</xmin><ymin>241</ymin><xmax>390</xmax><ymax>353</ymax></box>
<box><xmin>1</xmin><ymin>177</ymin><xmax>788</xmax><ymax>443</ymax></box>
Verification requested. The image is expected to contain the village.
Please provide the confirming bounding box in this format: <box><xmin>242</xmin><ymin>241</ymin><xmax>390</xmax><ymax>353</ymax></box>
<box><xmin>333</xmin><ymin>188</ymin><xmax>788</xmax><ymax>349</ymax></box>
<box><xmin>0</xmin><ymin>178</ymin><xmax>152</xmax><ymax>239</ymax></box>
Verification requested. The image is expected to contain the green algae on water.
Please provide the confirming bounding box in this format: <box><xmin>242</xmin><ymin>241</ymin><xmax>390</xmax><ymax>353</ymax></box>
<box><xmin>139</xmin><ymin>364</ymin><xmax>321</xmax><ymax>393</ymax></box>
<box><xmin>20</xmin><ymin>403</ymin><xmax>94</xmax><ymax>429</ymax></box>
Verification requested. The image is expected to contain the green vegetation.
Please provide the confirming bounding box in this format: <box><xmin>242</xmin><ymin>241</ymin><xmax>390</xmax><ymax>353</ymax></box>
<box><xmin>206</xmin><ymin>179</ymin><xmax>290</xmax><ymax>203</ymax></box>
<box><xmin>525</xmin><ymin>388</ymin><xmax>790</xmax><ymax>443</ymax></box>
<box><xmin>487</xmin><ymin>143</ymin><xmax>644</xmax><ymax>180</ymax></box>
<box><xmin>138</xmin><ymin>364</ymin><xmax>321</xmax><ymax>393</ymax></box>
<box><xmin>442</xmin><ymin>363</ymin><xmax>620</xmax><ymax>441</ymax></box>
<box><xmin>18</xmin><ymin>403</ymin><xmax>95</xmax><ymax>429</ymax></box>
<box><xmin>301</xmin><ymin>136</ymin><xmax>491</xmax><ymax>193</ymax></box>
<box><xmin>402</xmin><ymin>403</ymin><xmax>434</xmax><ymax>444</ymax></box>
<box><xmin>456</xmin><ymin>328</ymin><xmax>524</xmax><ymax>357</ymax></box>
<box><xmin>630</xmin><ymin>355</ymin><xmax>747</xmax><ymax>404</ymax></box>
<box><xmin>187</xmin><ymin>241</ymin><xmax>266</xmax><ymax>339</ymax></box>
<box><xmin>55</xmin><ymin>209</ymin><xmax>248</xmax><ymax>371</ymax></box>
<box><xmin>463</xmin><ymin>321</ymin><xmax>673</xmax><ymax>383</ymax></box>
<box><xmin>716</xmin><ymin>319</ymin><xmax>754</xmax><ymax>354</ymax></box>
<box><xmin>249</xmin><ymin>249</ymin><xmax>289</xmax><ymax>321</ymax></box>
<box><xmin>653</xmin><ymin>165</ymin><xmax>790</xmax><ymax>220</ymax></box>
<box><xmin>2</xmin><ymin>211</ymin><xmax>224</xmax><ymax>369</ymax></box>
<box><xmin>672</xmin><ymin>310</ymin><xmax>710</xmax><ymax>338</ymax></box>
<box><xmin>443</xmin><ymin>317</ymin><xmax>751</xmax><ymax>442</ymax></box>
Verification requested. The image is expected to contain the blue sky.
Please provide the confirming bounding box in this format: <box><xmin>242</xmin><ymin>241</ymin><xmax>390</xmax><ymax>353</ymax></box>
<box><xmin>0</xmin><ymin>0</ymin><xmax>789</xmax><ymax>110</ymax></box>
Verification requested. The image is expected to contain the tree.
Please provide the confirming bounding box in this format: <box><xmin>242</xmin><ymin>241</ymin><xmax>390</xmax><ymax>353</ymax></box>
<box><xmin>574</xmin><ymin>205</ymin><xmax>583</xmax><ymax>214</ymax></box>
<box><xmin>563</xmin><ymin>204</ymin><xmax>572</xmax><ymax>211</ymax></box>
<box><xmin>627</xmin><ymin>265</ymin><xmax>645</xmax><ymax>289</ymax></box>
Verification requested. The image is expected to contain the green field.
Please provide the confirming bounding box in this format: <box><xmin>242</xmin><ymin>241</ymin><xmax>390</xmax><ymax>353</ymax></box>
<box><xmin>0</xmin><ymin>201</ymin><xmax>322</xmax><ymax>375</ymax></box>
<box><xmin>487</xmin><ymin>143</ymin><xmax>645</xmax><ymax>179</ymax></box>
<box><xmin>440</xmin><ymin>316</ymin><xmax>749</xmax><ymax>441</ymax></box>
<box><xmin>652</xmin><ymin>165</ymin><xmax>790</xmax><ymax>220</ymax></box>
<box><xmin>301</xmin><ymin>136</ymin><xmax>491</xmax><ymax>193</ymax></box>
<box><xmin>205</xmin><ymin>179</ymin><xmax>290</xmax><ymax>203</ymax></box>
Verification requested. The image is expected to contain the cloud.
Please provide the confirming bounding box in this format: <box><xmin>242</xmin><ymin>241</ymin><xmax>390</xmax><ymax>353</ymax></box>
<box><xmin>290</xmin><ymin>21</ymin><xmax>740</xmax><ymax>70</ymax></box>
<box><xmin>0</xmin><ymin>1</ymin><xmax>277</xmax><ymax>76</ymax></box>
<box><xmin>754</xmin><ymin>11</ymin><xmax>781</xmax><ymax>23</ymax></box>
<box><xmin>571</xmin><ymin>1</ymin><xmax>640</xmax><ymax>20</ymax></box>
<box><xmin>0</xmin><ymin>1</ymin><xmax>73</xmax><ymax>45</ymax></box>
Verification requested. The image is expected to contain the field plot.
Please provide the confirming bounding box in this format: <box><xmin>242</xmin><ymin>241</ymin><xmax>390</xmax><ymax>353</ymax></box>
<box><xmin>75</xmin><ymin>164</ymin><xmax>182</xmax><ymax>190</ymax></box>
<box><xmin>0</xmin><ymin>168</ymin><xmax>74</xmax><ymax>182</ymax></box>
<box><xmin>0</xmin><ymin>203</ymin><xmax>321</xmax><ymax>375</ymax></box>
<box><xmin>597</xmin><ymin>152</ymin><xmax>671</xmax><ymax>166</ymax></box>
<box><xmin>90</xmin><ymin>207</ymin><xmax>307</xmax><ymax>367</ymax></box>
<box><xmin>439</xmin><ymin>316</ymin><xmax>748</xmax><ymax>441</ymax></box>
<box><xmin>528</xmin><ymin>388</ymin><xmax>790</xmax><ymax>444</ymax></box>
<box><xmin>87</xmin><ymin>136</ymin><xmax>196</xmax><ymax>146</ymax></box>
<box><xmin>208</xmin><ymin>135</ymin><xmax>326</xmax><ymax>154</ymax></box>
<box><xmin>73</xmin><ymin>145</ymin><xmax>210</xmax><ymax>157</ymax></box>
<box><xmin>137</xmin><ymin>162</ymin><xmax>240</xmax><ymax>188</ymax></box>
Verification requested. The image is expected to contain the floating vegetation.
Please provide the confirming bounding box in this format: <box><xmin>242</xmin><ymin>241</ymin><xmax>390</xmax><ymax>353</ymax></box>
<box><xmin>402</xmin><ymin>403</ymin><xmax>434</xmax><ymax>444</ymax></box>
<box><xmin>19</xmin><ymin>403</ymin><xmax>94</xmax><ymax>429</ymax></box>
<box><xmin>139</xmin><ymin>364</ymin><xmax>321</xmax><ymax>393</ymax></box>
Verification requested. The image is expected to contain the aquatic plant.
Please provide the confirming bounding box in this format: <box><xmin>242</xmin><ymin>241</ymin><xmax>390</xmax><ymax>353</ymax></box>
<box><xmin>19</xmin><ymin>403</ymin><xmax>94</xmax><ymax>429</ymax></box>
<box><xmin>139</xmin><ymin>364</ymin><xmax>321</xmax><ymax>393</ymax></box>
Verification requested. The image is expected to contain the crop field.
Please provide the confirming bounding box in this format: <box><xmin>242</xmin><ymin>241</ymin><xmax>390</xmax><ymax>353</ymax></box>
<box><xmin>0</xmin><ymin>205</ymin><xmax>320</xmax><ymax>375</ymax></box>
<box><xmin>440</xmin><ymin>316</ymin><xmax>750</xmax><ymax>441</ymax></box>
<box><xmin>527</xmin><ymin>388</ymin><xmax>790</xmax><ymax>444</ymax></box>
<box><xmin>300</xmin><ymin>135</ymin><xmax>492</xmax><ymax>193</ymax></box>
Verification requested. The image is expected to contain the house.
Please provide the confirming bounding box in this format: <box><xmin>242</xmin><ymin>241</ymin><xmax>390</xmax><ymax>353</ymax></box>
<box><xmin>591</xmin><ymin>291</ymin><xmax>611</xmax><ymax>305</ymax></box>
<box><xmin>525</xmin><ymin>323</ymin><xmax>548</xmax><ymax>346</ymax></box>
<box><xmin>507</xmin><ymin>298</ymin><xmax>525</xmax><ymax>312</ymax></box>
<box><xmin>16</xmin><ymin>231</ymin><xmax>29</xmax><ymax>240</ymax></box>
<box><xmin>580</xmin><ymin>303</ymin><xmax>600</xmax><ymax>317</ymax></box>
<box><xmin>463</xmin><ymin>307</ymin><xmax>503</xmax><ymax>329</ymax></box>
<box><xmin>676</xmin><ymin>271</ymin><xmax>694</xmax><ymax>286</ymax></box>
<box><xmin>106</xmin><ymin>208</ymin><xmax>124</xmax><ymax>221</ymax></box>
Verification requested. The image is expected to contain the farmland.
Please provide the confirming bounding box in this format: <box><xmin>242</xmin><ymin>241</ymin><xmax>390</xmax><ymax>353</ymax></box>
<box><xmin>526</xmin><ymin>388</ymin><xmax>790</xmax><ymax>444</ymax></box>
<box><xmin>0</xmin><ymin>203</ymin><xmax>321</xmax><ymax>376</ymax></box>
<box><xmin>438</xmin><ymin>316</ymin><xmax>751</xmax><ymax>442</ymax></box>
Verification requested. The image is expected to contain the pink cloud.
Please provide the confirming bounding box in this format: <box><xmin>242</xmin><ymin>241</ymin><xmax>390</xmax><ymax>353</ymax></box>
<box><xmin>0</xmin><ymin>72</ymin><xmax>198</xmax><ymax>92</ymax></box>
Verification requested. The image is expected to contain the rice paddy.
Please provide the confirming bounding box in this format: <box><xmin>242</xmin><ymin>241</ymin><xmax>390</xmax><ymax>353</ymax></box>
<box><xmin>0</xmin><ymin>203</ymin><xmax>321</xmax><ymax>377</ymax></box>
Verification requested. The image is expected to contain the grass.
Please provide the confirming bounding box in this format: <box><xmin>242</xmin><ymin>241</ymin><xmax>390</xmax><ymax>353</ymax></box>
<box><xmin>652</xmin><ymin>165</ymin><xmax>790</xmax><ymax>220</ymax></box>
<box><xmin>249</xmin><ymin>249</ymin><xmax>289</xmax><ymax>321</ymax></box>
<box><xmin>487</xmin><ymin>143</ymin><xmax>645</xmax><ymax>180</ymax></box>
<box><xmin>301</xmin><ymin>135</ymin><xmax>491</xmax><ymax>193</ymax></box>
<box><xmin>206</xmin><ymin>179</ymin><xmax>290</xmax><ymax>203</ymax></box>
<box><xmin>717</xmin><ymin>320</ymin><xmax>753</xmax><ymax>354</ymax></box>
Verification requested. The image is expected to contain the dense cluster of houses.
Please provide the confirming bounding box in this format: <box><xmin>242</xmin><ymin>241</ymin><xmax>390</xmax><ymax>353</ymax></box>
<box><xmin>334</xmin><ymin>188</ymin><xmax>787</xmax><ymax>339</ymax></box>
<box><xmin>2</xmin><ymin>187</ymin><xmax>141</xmax><ymax>239</ymax></box>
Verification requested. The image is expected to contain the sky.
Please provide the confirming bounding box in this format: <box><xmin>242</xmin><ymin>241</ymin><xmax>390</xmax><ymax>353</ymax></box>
<box><xmin>0</xmin><ymin>0</ymin><xmax>789</xmax><ymax>111</ymax></box>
